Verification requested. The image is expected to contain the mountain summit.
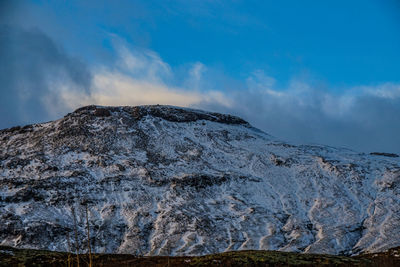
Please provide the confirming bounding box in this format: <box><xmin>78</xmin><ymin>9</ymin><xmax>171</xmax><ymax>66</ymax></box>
<box><xmin>1</xmin><ymin>105</ymin><xmax>399</xmax><ymax>255</ymax></box>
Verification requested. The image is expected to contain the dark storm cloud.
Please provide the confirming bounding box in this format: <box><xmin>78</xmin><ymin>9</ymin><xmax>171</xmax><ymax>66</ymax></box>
<box><xmin>0</xmin><ymin>25</ymin><xmax>92</xmax><ymax>129</ymax></box>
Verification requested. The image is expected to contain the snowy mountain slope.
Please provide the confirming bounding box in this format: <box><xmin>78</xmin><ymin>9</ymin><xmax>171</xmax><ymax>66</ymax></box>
<box><xmin>0</xmin><ymin>105</ymin><xmax>399</xmax><ymax>256</ymax></box>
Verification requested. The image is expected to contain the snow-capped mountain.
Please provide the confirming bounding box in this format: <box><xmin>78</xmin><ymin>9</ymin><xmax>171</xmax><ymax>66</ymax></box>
<box><xmin>1</xmin><ymin>105</ymin><xmax>399</xmax><ymax>256</ymax></box>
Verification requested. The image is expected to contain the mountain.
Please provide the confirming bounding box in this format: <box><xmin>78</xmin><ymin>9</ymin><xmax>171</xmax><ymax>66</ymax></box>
<box><xmin>0</xmin><ymin>105</ymin><xmax>399</xmax><ymax>256</ymax></box>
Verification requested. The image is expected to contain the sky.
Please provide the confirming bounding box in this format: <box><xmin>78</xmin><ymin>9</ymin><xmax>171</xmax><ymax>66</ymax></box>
<box><xmin>1</xmin><ymin>0</ymin><xmax>400</xmax><ymax>153</ymax></box>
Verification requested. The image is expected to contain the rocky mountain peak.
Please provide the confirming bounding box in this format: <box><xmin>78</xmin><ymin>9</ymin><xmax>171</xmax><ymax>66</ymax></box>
<box><xmin>68</xmin><ymin>105</ymin><xmax>249</xmax><ymax>125</ymax></box>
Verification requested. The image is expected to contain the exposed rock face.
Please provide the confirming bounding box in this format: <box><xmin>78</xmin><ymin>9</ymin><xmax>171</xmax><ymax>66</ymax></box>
<box><xmin>0</xmin><ymin>105</ymin><xmax>399</xmax><ymax>256</ymax></box>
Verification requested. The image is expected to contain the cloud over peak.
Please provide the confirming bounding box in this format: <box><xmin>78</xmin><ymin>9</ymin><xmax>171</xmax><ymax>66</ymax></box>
<box><xmin>1</xmin><ymin>30</ymin><xmax>399</xmax><ymax>154</ymax></box>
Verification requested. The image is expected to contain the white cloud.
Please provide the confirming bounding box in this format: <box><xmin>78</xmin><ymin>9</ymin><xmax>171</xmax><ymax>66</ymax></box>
<box><xmin>199</xmin><ymin>79</ymin><xmax>400</xmax><ymax>153</ymax></box>
<box><xmin>189</xmin><ymin>62</ymin><xmax>206</xmax><ymax>83</ymax></box>
<box><xmin>61</xmin><ymin>44</ymin><xmax>230</xmax><ymax>110</ymax></box>
<box><xmin>116</xmin><ymin>45</ymin><xmax>172</xmax><ymax>82</ymax></box>
<box><xmin>91</xmin><ymin>71</ymin><xmax>202</xmax><ymax>106</ymax></box>
<box><xmin>246</xmin><ymin>69</ymin><xmax>276</xmax><ymax>91</ymax></box>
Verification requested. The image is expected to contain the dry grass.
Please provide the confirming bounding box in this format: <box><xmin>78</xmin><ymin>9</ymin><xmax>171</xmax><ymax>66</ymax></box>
<box><xmin>1</xmin><ymin>245</ymin><xmax>399</xmax><ymax>267</ymax></box>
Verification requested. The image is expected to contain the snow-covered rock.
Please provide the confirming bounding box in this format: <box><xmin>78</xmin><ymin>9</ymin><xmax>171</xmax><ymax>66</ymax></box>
<box><xmin>0</xmin><ymin>105</ymin><xmax>399</xmax><ymax>255</ymax></box>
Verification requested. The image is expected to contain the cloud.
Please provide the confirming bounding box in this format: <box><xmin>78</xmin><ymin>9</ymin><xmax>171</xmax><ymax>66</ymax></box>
<box><xmin>1</xmin><ymin>29</ymin><xmax>398</xmax><ymax>154</ymax></box>
<box><xmin>90</xmin><ymin>71</ymin><xmax>203</xmax><ymax>106</ymax></box>
<box><xmin>196</xmin><ymin>79</ymin><xmax>400</xmax><ymax>154</ymax></box>
<box><xmin>0</xmin><ymin>25</ymin><xmax>92</xmax><ymax>128</ymax></box>
<box><xmin>116</xmin><ymin>44</ymin><xmax>172</xmax><ymax>82</ymax></box>
<box><xmin>62</xmin><ymin>42</ymin><xmax>231</xmax><ymax>109</ymax></box>
<box><xmin>187</xmin><ymin>62</ymin><xmax>206</xmax><ymax>90</ymax></box>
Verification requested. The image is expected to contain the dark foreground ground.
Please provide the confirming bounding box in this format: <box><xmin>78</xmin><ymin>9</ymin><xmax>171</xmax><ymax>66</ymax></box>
<box><xmin>1</xmin><ymin>246</ymin><xmax>399</xmax><ymax>267</ymax></box>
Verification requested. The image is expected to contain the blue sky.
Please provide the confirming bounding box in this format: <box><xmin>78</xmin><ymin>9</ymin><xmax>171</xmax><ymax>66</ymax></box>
<box><xmin>1</xmin><ymin>0</ymin><xmax>400</xmax><ymax>153</ymax></box>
